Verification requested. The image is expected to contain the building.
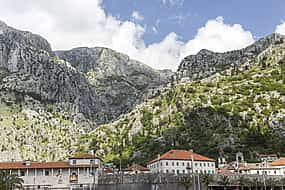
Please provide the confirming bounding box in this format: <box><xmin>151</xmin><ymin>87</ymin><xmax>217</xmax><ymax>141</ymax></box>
<box><xmin>123</xmin><ymin>164</ymin><xmax>150</xmax><ymax>174</ymax></box>
<box><xmin>147</xmin><ymin>150</ymin><xmax>216</xmax><ymax>175</ymax></box>
<box><xmin>258</xmin><ymin>154</ymin><xmax>278</xmax><ymax>162</ymax></box>
<box><xmin>0</xmin><ymin>153</ymin><xmax>103</xmax><ymax>189</ymax></box>
<box><xmin>218</xmin><ymin>157</ymin><xmax>285</xmax><ymax>176</ymax></box>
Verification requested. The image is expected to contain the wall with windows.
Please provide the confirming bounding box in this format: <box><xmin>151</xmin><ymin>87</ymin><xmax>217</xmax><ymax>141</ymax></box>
<box><xmin>247</xmin><ymin>167</ymin><xmax>284</xmax><ymax>175</ymax></box>
<box><xmin>147</xmin><ymin>160</ymin><xmax>216</xmax><ymax>175</ymax></box>
<box><xmin>69</xmin><ymin>158</ymin><xmax>102</xmax><ymax>167</ymax></box>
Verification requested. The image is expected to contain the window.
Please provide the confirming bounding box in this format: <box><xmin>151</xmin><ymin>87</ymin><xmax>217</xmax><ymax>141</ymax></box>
<box><xmin>200</xmin><ymin>163</ymin><xmax>202</xmax><ymax>167</ymax></box>
<box><xmin>257</xmin><ymin>171</ymin><xmax>259</xmax><ymax>174</ymax></box>
<box><xmin>90</xmin><ymin>160</ymin><xmax>95</xmax><ymax>164</ymax></box>
<box><xmin>56</xmin><ymin>170</ymin><xmax>61</xmax><ymax>176</ymax></box>
<box><xmin>195</xmin><ymin>163</ymin><xmax>198</xmax><ymax>166</ymax></box>
<box><xmin>166</xmin><ymin>170</ymin><xmax>169</xmax><ymax>173</ymax></box>
<box><xmin>208</xmin><ymin>163</ymin><xmax>210</xmax><ymax>167</ymax></box>
<box><xmin>172</xmin><ymin>162</ymin><xmax>174</xmax><ymax>166</ymax></box>
<box><xmin>166</xmin><ymin>162</ymin><xmax>168</xmax><ymax>166</ymax></box>
<box><xmin>182</xmin><ymin>162</ymin><xmax>184</xmax><ymax>166</ymax></box>
<box><xmin>20</xmin><ymin>170</ymin><xmax>26</xmax><ymax>176</ymax></box>
<box><xmin>160</xmin><ymin>162</ymin><xmax>162</xmax><ymax>166</ymax></box>
<box><xmin>176</xmin><ymin>162</ymin><xmax>179</xmax><ymax>166</ymax></box>
<box><xmin>177</xmin><ymin>170</ymin><xmax>179</xmax><ymax>174</ymax></box>
<box><xmin>72</xmin><ymin>159</ymin><xmax>77</xmax><ymax>165</ymax></box>
<box><xmin>45</xmin><ymin>170</ymin><xmax>50</xmax><ymax>176</ymax></box>
<box><xmin>187</xmin><ymin>162</ymin><xmax>190</xmax><ymax>167</ymax></box>
<box><xmin>182</xmin><ymin>170</ymin><xmax>185</xmax><ymax>174</ymax></box>
<box><xmin>274</xmin><ymin>171</ymin><xmax>277</xmax><ymax>174</ymax></box>
<box><xmin>204</xmin><ymin>163</ymin><xmax>206</xmax><ymax>167</ymax></box>
<box><xmin>172</xmin><ymin>170</ymin><xmax>175</xmax><ymax>173</ymax></box>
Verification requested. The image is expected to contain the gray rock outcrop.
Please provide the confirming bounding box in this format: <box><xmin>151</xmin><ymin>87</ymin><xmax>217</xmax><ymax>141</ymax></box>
<box><xmin>0</xmin><ymin>21</ymin><xmax>172</xmax><ymax>126</ymax></box>
<box><xmin>177</xmin><ymin>33</ymin><xmax>285</xmax><ymax>80</ymax></box>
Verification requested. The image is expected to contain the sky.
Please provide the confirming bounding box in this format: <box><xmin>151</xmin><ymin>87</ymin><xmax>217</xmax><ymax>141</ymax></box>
<box><xmin>0</xmin><ymin>0</ymin><xmax>284</xmax><ymax>71</ymax></box>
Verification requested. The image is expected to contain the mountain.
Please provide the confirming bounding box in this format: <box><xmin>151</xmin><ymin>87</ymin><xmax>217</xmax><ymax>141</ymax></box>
<box><xmin>0</xmin><ymin>20</ymin><xmax>171</xmax><ymax>161</ymax></box>
<box><xmin>177</xmin><ymin>33</ymin><xmax>284</xmax><ymax>81</ymax></box>
<box><xmin>88</xmin><ymin>33</ymin><xmax>285</xmax><ymax>166</ymax></box>
<box><xmin>55</xmin><ymin>47</ymin><xmax>172</xmax><ymax>123</ymax></box>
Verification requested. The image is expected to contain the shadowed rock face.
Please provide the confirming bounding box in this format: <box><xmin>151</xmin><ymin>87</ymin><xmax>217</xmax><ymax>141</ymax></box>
<box><xmin>177</xmin><ymin>33</ymin><xmax>285</xmax><ymax>80</ymax></box>
<box><xmin>55</xmin><ymin>47</ymin><xmax>173</xmax><ymax>122</ymax></box>
<box><xmin>0</xmin><ymin>21</ymin><xmax>172</xmax><ymax>126</ymax></box>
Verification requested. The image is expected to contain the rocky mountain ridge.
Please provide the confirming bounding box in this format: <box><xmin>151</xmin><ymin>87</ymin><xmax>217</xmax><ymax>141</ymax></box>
<box><xmin>88</xmin><ymin>34</ymin><xmax>285</xmax><ymax>166</ymax></box>
<box><xmin>0</xmin><ymin>20</ymin><xmax>171</xmax><ymax>161</ymax></box>
<box><xmin>177</xmin><ymin>33</ymin><xmax>284</xmax><ymax>81</ymax></box>
<box><xmin>0</xmin><ymin>20</ymin><xmax>171</xmax><ymax>126</ymax></box>
<box><xmin>0</xmin><ymin>20</ymin><xmax>284</xmax><ymax>163</ymax></box>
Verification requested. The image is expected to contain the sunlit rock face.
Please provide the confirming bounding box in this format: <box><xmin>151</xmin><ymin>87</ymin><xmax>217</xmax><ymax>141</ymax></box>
<box><xmin>177</xmin><ymin>33</ymin><xmax>285</xmax><ymax>81</ymax></box>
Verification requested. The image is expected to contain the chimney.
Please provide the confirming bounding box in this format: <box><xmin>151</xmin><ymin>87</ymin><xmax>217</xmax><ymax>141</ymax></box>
<box><xmin>23</xmin><ymin>160</ymin><xmax>32</xmax><ymax>166</ymax></box>
<box><xmin>157</xmin><ymin>154</ymin><xmax>160</xmax><ymax>159</ymax></box>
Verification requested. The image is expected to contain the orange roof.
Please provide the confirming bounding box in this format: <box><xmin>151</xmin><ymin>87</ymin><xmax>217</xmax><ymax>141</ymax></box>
<box><xmin>149</xmin><ymin>150</ymin><xmax>215</xmax><ymax>164</ymax></box>
<box><xmin>0</xmin><ymin>161</ymin><xmax>95</xmax><ymax>170</ymax></box>
<box><xmin>69</xmin><ymin>153</ymin><xmax>100</xmax><ymax>160</ymax></box>
<box><xmin>124</xmin><ymin>164</ymin><xmax>150</xmax><ymax>172</ymax></box>
<box><xmin>271</xmin><ymin>157</ymin><xmax>285</xmax><ymax>166</ymax></box>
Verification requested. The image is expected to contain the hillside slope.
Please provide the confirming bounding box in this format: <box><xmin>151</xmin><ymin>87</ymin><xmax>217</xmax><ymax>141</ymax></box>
<box><xmin>0</xmin><ymin>21</ymin><xmax>170</xmax><ymax>161</ymax></box>
<box><xmin>89</xmin><ymin>34</ymin><xmax>285</xmax><ymax>166</ymax></box>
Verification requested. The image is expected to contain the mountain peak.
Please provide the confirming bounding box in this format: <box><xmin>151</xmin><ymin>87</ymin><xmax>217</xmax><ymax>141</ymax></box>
<box><xmin>177</xmin><ymin>33</ymin><xmax>285</xmax><ymax>81</ymax></box>
<box><xmin>197</xmin><ymin>49</ymin><xmax>214</xmax><ymax>55</ymax></box>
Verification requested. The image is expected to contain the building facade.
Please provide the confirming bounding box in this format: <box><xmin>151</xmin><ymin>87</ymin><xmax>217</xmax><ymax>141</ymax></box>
<box><xmin>0</xmin><ymin>154</ymin><xmax>103</xmax><ymax>189</ymax></box>
<box><xmin>123</xmin><ymin>164</ymin><xmax>150</xmax><ymax>174</ymax></box>
<box><xmin>147</xmin><ymin>150</ymin><xmax>216</xmax><ymax>175</ymax></box>
<box><xmin>219</xmin><ymin>157</ymin><xmax>285</xmax><ymax>176</ymax></box>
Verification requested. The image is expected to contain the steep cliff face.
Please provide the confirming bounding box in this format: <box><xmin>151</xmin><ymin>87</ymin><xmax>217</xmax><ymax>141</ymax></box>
<box><xmin>177</xmin><ymin>33</ymin><xmax>284</xmax><ymax>81</ymax></box>
<box><xmin>0</xmin><ymin>21</ymin><xmax>171</xmax><ymax>126</ymax></box>
<box><xmin>0</xmin><ymin>21</ymin><xmax>172</xmax><ymax>161</ymax></box>
<box><xmin>56</xmin><ymin>47</ymin><xmax>172</xmax><ymax>122</ymax></box>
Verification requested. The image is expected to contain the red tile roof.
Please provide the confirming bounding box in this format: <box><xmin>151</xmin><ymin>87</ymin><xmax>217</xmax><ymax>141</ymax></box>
<box><xmin>0</xmin><ymin>161</ymin><xmax>95</xmax><ymax>170</ymax></box>
<box><xmin>149</xmin><ymin>150</ymin><xmax>215</xmax><ymax>164</ymax></box>
<box><xmin>124</xmin><ymin>164</ymin><xmax>150</xmax><ymax>172</ymax></box>
<box><xmin>271</xmin><ymin>157</ymin><xmax>285</xmax><ymax>166</ymax></box>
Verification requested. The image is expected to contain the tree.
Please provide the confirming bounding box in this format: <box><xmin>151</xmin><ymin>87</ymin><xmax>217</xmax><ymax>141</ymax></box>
<box><xmin>261</xmin><ymin>56</ymin><xmax>267</xmax><ymax>69</ymax></box>
<box><xmin>0</xmin><ymin>171</ymin><xmax>24</xmax><ymax>190</ymax></box>
<box><xmin>201</xmin><ymin>174</ymin><xmax>215</xmax><ymax>190</ymax></box>
<box><xmin>279</xmin><ymin>178</ymin><xmax>285</xmax><ymax>190</ymax></box>
<box><xmin>180</xmin><ymin>175</ymin><xmax>193</xmax><ymax>190</ymax></box>
<box><xmin>218</xmin><ymin>175</ymin><xmax>231</xmax><ymax>190</ymax></box>
<box><xmin>265</xmin><ymin>178</ymin><xmax>278</xmax><ymax>190</ymax></box>
<box><xmin>236</xmin><ymin>176</ymin><xmax>251</xmax><ymax>190</ymax></box>
<box><xmin>279</xmin><ymin>59</ymin><xmax>285</xmax><ymax>84</ymax></box>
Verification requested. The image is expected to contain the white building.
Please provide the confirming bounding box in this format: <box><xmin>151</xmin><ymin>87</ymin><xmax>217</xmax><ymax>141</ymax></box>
<box><xmin>123</xmin><ymin>164</ymin><xmax>150</xmax><ymax>174</ymax></box>
<box><xmin>147</xmin><ymin>150</ymin><xmax>216</xmax><ymax>175</ymax></box>
<box><xmin>219</xmin><ymin>157</ymin><xmax>285</xmax><ymax>176</ymax></box>
<box><xmin>246</xmin><ymin>157</ymin><xmax>285</xmax><ymax>176</ymax></box>
<box><xmin>0</xmin><ymin>153</ymin><xmax>103</xmax><ymax>189</ymax></box>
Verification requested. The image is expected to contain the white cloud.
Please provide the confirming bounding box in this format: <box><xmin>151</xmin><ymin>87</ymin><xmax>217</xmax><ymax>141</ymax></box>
<box><xmin>0</xmin><ymin>1</ymin><xmax>254</xmax><ymax>71</ymax></box>
<box><xmin>180</xmin><ymin>16</ymin><xmax>254</xmax><ymax>59</ymax></box>
<box><xmin>131</xmin><ymin>11</ymin><xmax>144</xmax><ymax>22</ymax></box>
<box><xmin>160</xmin><ymin>0</ymin><xmax>184</xmax><ymax>7</ymax></box>
<box><xmin>276</xmin><ymin>22</ymin><xmax>285</xmax><ymax>35</ymax></box>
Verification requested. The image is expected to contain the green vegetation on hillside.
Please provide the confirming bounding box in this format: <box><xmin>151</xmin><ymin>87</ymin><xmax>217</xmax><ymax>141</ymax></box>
<box><xmin>88</xmin><ymin>44</ymin><xmax>285</xmax><ymax>167</ymax></box>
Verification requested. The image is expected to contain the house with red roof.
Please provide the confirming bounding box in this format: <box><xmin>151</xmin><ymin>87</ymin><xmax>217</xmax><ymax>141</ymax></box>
<box><xmin>0</xmin><ymin>153</ymin><xmax>103</xmax><ymax>189</ymax></box>
<box><xmin>147</xmin><ymin>150</ymin><xmax>216</xmax><ymax>175</ymax></box>
<box><xmin>123</xmin><ymin>164</ymin><xmax>150</xmax><ymax>174</ymax></box>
